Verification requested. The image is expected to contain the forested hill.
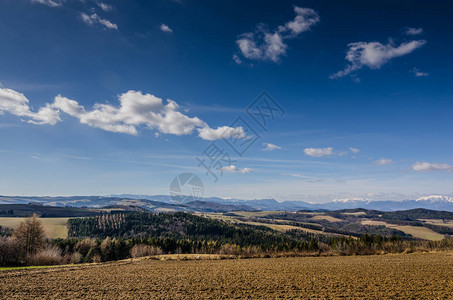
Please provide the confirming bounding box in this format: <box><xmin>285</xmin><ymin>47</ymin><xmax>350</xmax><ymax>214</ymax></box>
<box><xmin>377</xmin><ymin>208</ymin><xmax>453</xmax><ymax>220</ymax></box>
<box><xmin>0</xmin><ymin>204</ymin><xmax>101</xmax><ymax>217</ymax></box>
<box><xmin>67</xmin><ymin>212</ymin><xmax>319</xmax><ymax>250</ymax></box>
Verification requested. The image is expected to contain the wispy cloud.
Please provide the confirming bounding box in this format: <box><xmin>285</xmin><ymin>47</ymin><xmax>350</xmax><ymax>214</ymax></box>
<box><xmin>221</xmin><ymin>165</ymin><xmax>253</xmax><ymax>174</ymax></box>
<box><xmin>98</xmin><ymin>2</ymin><xmax>113</xmax><ymax>12</ymax></box>
<box><xmin>412</xmin><ymin>67</ymin><xmax>429</xmax><ymax>77</ymax></box>
<box><xmin>262</xmin><ymin>143</ymin><xmax>282</xmax><ymax>151</ymax></box>
<box><xmin>304</xmin><ymin>147</ymin><xmax>333</xmax><ymax>157</ymax></box>
<box><xmin>285</xmin><ymin>173</ymin><xmax>304</xmax><ymax>178</ymax></box>
<box><xmin>81</xmin><ymin>13</ymin><xmax>118</xmax><ymax>30</ymax></box>
<box><xmin>160</xmin><ymin>24</ymin><xmax>173</xmax><ymax>33</ymax></box>
<box><xmin>235</xmin><ymin>6</ymin><xmax>319</xmax><ymax>63</ymax></box>
<box><xmin>412</xmin><ymin>162</ymin><xmax>453</xmax><ymax>172</ymax></box>
<box><xmin>232</xmin><ymin>55</ymin><xmax>242</xmax><ymax>64</ymax></box>
<box><xmin>373</xmin><ymin>158</ymin><xmax>394</xmax><ymax>165</ymax></box>
<box><xmin>349</xmin><ymin>147</ymin><xmax>360</xmax><ymax>154</ymax></box>
<box><xmin>404</xmin><ymin>27</ymin><xmax>423</xmax><ymax>36</ymax></box>
<box><xmin>0</xmin><ymin>87</ymin><xmax>245</xmax><ymax>141</ymax></box>
<box><xmin>31</xmin><ymin>0</ymin><xmax>64</xmax><ymax>7</ymax></box>
<box><xmin>330</xmin><ymin>39</ymin><xmax>426</xmax><ymax>79</ymax></box>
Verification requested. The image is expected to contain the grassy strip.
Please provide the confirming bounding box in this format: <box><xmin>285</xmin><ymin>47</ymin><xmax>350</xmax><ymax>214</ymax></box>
<box><xmin>0</xmin><ymin>264</ymin><xmax>74</xmax><ymax>271</ymax></box>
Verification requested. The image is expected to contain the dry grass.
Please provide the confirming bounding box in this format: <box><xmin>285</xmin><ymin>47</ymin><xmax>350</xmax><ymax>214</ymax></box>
<box><xmin>130</xmin><ymin>244</ymin><xmax>163</xmax><ymax>258</ymax></box>
<box><xmin>0</xmin><ymin>218</ymin><xmax>69</xmax><ymax>239</ymax></box>
<box><xmin>231</xmin><ymin>211</ymin><xmax>282</xmax><ymax>217</ymax></box>
<box><xmin>419</xmin><ymin>219</ymin><xmax>453</xmax><ymax>227</ymax></box>
<box><xmin>310</xmin><ymin>215</ymin><xmax>343</xmax><ymax>222</ymax></box>
<box><xmin>1</xmin><ymin>252</ymin><xmax>452</xmax><ymax>299</ymax></box>
<box><xmin>26</xmin><ymin>246</ymin><xmax>63</xmax><ymax>266</ymax></box>
<box><xmin>205</xmin><ymin>213</ymin><xmax>346</xmax><ymax>236</ymax></box>
<box><xmin>342</xmin><ymin>211</ymin><xmax>366</xmax><ymax>216</ymax></box>
<box><xmin>241</xmin><ymin>221</ymin><xmax>308</xmax><ymax>232</ymax></box>
<box><xmin>361</xmin><ymin>219</ymin><xmax>445</xmax><ymax>241</ymax></box>
<box><xmin>152</xmin><ymin>208</ymin><xmax>177</xmax><ymax>212</ymax></box>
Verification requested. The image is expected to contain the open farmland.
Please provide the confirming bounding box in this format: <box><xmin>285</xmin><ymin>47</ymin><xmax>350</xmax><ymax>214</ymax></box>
<box><xmin>420</xmin><ymin>219</ymin><xmax>453</xmax><ymax>227</ymax></box>
<box><xmin>361</xmin><ymin>220</ymin><xmax>445</xmax><ymax>241</ymax></box>
<box><xmin>1</xmin><ymin>252</ymin><xmax>453</xmax><ymax>299</ymax></box>
<box><xmin>202</xmin><ymin>212</ymin><xmax>332</xmax><ymax>235</ymax></box>
<box><xmin>205</xmin><ymin>208</ymin><xmax>453</xmax><ymax>240</ymax></box>
<box><xmin>310</xmin><ymin>215</ymin><xmax>343</xmax><ymax>222</ymax></box>
<box><xmin>0</xmin><ymin>217</ymin><xmax>68</xmax><ymax>239</ymax></box>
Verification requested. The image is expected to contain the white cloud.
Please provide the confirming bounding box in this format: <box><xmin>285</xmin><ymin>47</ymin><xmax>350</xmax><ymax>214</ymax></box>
<box><xmin>160</xmin><ymin>24</ymin><xmax>173</xmax><ymax>33</ymax></box>
<box><xmin>235</xmin><ymin>6</ymin><xmax>319</xmax><ymax>63</ymax></box>
<box><xmin>232</xmin><ymin>54</ymin><xmax>242</xmax><ymax>64</ymax></box>
<box><xmin>98</xmin><ymin>2</ymin><xmax>113</xmax><ymax>12</ymax></box>
<box><xmin>0</xmin><ymin>88</ymin><xmax>60</xmax><ymax>125</ymax></box>
<box><xmin>278</xmin><ymin>7</ymin><xmax>320</xmax><ymax>36</ymax></box>
<box><xmin>412</xmin><ymin>68</ymin><xmax>429</xmax><ymax>77</ymax></box>
<box><xmin>373</xmin><ymin>158</ymin><xmax>394</xmax><ymax>165</ymax></box>
<box><xmin>0</xmin><ymin>87</ymin><xmax>244</xmax><ymax>141</ymax></box>
<box><xmin>197</xmin><ymin>126</ymin><xmax>245</xmax><ymax>141</ymax></box>
<box><xmin>220</xmin><ymin>165</ymin><xmax>253</xmax><ymax>174</ymax></box>
<box><xmin>262</xmin><ymin>143</ymin><xmax>281</xmax><ymax>151</ymax></box>
<box><xmin>349</xmin><ymin>147</ymin><xmax>360</xmax><ymax>154</ymax></box>
<box><xmin>330</xmin><ymin>39</ymin><xmax>426</xmax><ymax>78</ymax></box>
<box><xmin>31</xmin><ymin>0</ymin><xmax>64</xmax><ymax>7</ymax></box>
<box><xmin>412</xmin><ymin>162</ymin><xmax>453</xmax><ymax>172</ymax></box>
<box><xmin>405</xmin><ymin>27</ymin><xmax>423</xmax><ymax>36</ymax></box>
<box><xmin>81</xmin><ymin>13</ymin><xmax>118</xmax><ymax>30</ymax></box>
<box><xmin>287</xmin><ymin>173</ymin><xmax>304</xmax><ymax>178</ymax></box>
<box><xmin>304</xmin><ymin>147</ymin><xmax>333</xmax><ymax>157</ymax></box>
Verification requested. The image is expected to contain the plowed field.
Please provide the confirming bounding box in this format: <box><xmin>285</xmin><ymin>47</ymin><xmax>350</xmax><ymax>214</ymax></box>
<box><xmin>1</xmin><ymin>252</ymin><xmax>453</xmax><ymax>299</ymax></box>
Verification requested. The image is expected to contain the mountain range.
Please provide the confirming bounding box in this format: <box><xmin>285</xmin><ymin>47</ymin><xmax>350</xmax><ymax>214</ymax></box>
<box><xmin>2</xmin><ymin>194</ymin><xmax>453</xmax><ymax>212</ymax></box>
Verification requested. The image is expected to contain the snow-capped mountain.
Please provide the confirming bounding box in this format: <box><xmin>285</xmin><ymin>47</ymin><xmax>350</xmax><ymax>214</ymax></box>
<box><xmin>416</xmin><ymin>195</ymin><xmax>453</xmax><ymax>203</ymax></box>
<box><xmin>110</xmin><ymin>194</ymin><xmax>453</xmax><ymax>212</ymax></box>
<box><xmin>3</xmin><ymin>194</ymin><xmax>453</xmax><ymax>212</ymax></box>
<box><xmin>332</xmin><ymin>198</ymin><xmax>370</xmax><ymax>203</ymax></box>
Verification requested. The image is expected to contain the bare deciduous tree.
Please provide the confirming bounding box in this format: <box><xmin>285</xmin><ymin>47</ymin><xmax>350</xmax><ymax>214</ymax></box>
<box><xmin>13</xmin><ymin>213</ymin><xmax>45</xmax><ymax>255</ymax></box>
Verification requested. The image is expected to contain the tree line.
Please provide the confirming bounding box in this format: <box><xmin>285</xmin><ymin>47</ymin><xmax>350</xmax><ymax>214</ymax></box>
<box><xmin>1</xmin><ymin>212</ymin><xmax>453</xmax><ymax>267</ymax></box>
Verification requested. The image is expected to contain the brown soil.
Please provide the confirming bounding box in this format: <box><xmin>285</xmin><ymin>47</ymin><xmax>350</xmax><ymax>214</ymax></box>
<box><xmin>1</xmin><ymin>252</ymin><xmax>453</xmax><ymax>299</ymax></box>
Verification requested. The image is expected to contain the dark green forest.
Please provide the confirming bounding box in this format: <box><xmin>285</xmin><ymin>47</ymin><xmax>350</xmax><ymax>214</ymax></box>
<box><xmin>67</xmin><ymin>212</ymin><xmax>319</xmax><ymax>251</ymax></box>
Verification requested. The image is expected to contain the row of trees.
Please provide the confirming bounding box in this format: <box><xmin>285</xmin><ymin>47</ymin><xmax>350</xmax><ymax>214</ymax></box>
<box><xmin>0</xmin><ymin>214</ymin><xmax>55</xmax><ymax>266</ymax></box>
<box><xmin>49</xmin><ymin>235</ymin><xmax>321</xmax><ymax>264</ymax></box>
<box><xmin>2</xmin><ymin>213</ymin><xmax>453</xmax><ymax>267</ymax></box>
<box><xmin>67</xmin><ymin>212</ymin><xmax>319</xmax><ymax>250</ymax></box>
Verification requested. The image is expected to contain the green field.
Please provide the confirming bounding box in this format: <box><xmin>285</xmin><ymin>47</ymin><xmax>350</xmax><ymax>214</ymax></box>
<box><xmin>0</xmin><ymin>217</ymin><xmax>69</xmax><ymax>239</ymax></box>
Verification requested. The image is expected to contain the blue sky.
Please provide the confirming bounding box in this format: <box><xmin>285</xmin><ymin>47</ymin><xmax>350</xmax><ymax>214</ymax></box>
<box><xmin>0</xmin><ymin>0</ymin><xmax>452</xmax><ymax>202</ymax></box>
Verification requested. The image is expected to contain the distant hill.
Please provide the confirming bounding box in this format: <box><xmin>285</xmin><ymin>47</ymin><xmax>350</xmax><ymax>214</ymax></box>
<box><xmin>2</xmin><ymin>203</ymin><xmax>452</xmax><ymax>240</ymax></box>
<box><xmin>2</xmin><ymin>194</ymin><xmax>453</xmax><ymax>212</ymax></box>
<box><xmin>0</xmin><ymin>204</ymin><xmax>101</xmax><ymax>217</ymax></box>
<box><xmin>111</xmin><ymin>194</ymin><xmax>453</xmax><ymax>212</ymax></box>
<box><xmin>184</xmin><ymin>201</ymin><xmax>255</xmax><ymax>212</ymax></box>
<box><xmin>379</xmin><ymin>208</ymin><xmax>453</xmax><ymax>220</ymax></box>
